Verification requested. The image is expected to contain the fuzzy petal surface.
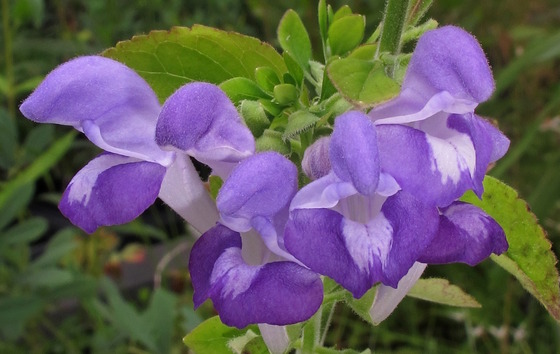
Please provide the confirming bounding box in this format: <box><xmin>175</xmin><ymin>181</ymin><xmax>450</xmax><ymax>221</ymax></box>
<box><xmin>285</xmin><ymin>192</ymin><xmax>438</xmax><ymax>298</ymax></box>
<box><xmin>155</xmin><ymin>82</ymin><xmax>254</xmax><ymax>177</ymax></box>
<box><xmin>376</xmin><ymin>113</ymin><xmax>509</xmax><ymax>206</ymax></box>
<box><xmin>59</xmin><ymin>153</ymin><xmax>166</xmax><ymax>233</ymax></box>
<box><xmin>20</xmin><ymin>56</ymin><xmax>171</xmax><ymax>165</ymax></box>
<box><xmin>418</xmin><ymin>202</ymin><xmax>508</xmax><ymax>265</ymax></box>
<box><xmin>330</xmin><ymin>111</ymin><xmax>380</xmax><ymax>196</ymax></box>
<box><xmin>370</xmin><ymin>26</ymin><xmax>493</xmax><ymax>125</ymax></box>
<box><xmin>189</xmin><ymin>224</ymin><xmax>323</xmax><ymax>328</ymax></box>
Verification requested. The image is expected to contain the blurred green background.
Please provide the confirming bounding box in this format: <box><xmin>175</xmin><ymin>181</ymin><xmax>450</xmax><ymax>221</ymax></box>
<box><xmin>1</xmin><ymin>0</ymin><xmax>560</xmax><ymax>353</ymax></box>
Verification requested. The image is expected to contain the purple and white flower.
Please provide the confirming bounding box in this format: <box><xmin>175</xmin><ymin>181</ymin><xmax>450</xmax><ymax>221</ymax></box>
<box><xmin>20</xmin><ymin>56</ymin><xmax>254</xmax><ymax>233</ymax></box>
<box><xmin>285</xmin><ymin>111</ymin><xmax>440</xmax><ymax>298</ymax></box>
<box><xmin>370</xmin><ymin>26</ymin><xmax>510</xmax><ymax>207</ymax></box>
<box><xmin>189</xmin><ymin>152</ymin><xmax>323</xmax><ymax>328</ymax></box>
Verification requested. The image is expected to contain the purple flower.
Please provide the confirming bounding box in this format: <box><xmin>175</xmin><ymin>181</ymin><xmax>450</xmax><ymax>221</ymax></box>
<box><xmin>20</xmin><ymin>56</ymin><xmax>254</xmax><ymax>233</ymax></box>
<box><xmin>370</xmin><ymin>26</ymin><xmax>510</xmax><ymax>207</ymax></box>
<box><xmin>285</xmin><ymin>111</ymin><xmax>440</xmax><ymax>298</ymax></box>
<box><xmin>284</xmin><ymin>111</ymin><xmax>507</xmax><ymax>320</ymax></box>
<box><xmin>189</xmin><ymin>152</ymin><xmax>323</xmax><ymax>328</ymax></box>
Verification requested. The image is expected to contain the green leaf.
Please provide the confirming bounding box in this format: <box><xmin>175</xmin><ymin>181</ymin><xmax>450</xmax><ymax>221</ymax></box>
<box><xmin>405</xmin><ymin>0</ymin><xmax>433</xmax><ymax>27</ymax></box>
<box><xmin>15</xmin><ymin>75</ymin><xmax>43</xmax><ymax>95</ymax></box>
<box><xmin>328</xmin><ymin>15</ymin><xmax>365</xmax><ymax>56</ymax></box>
<box><xmin>100</xmin><ymin>277</ymin><xmax>158</xmax><ymax>351</ymax></box>
<box><xmin>23</xmin><ymin>125</ymin><xmax>55</xmax><ymax>161</ymax></box>
<box><xmin>283</xmin><ymin>52</ymin><xmax>304</xmax><ymax>86</ymax></box>
<box><xmin>256</xmin><ymin>129</ymin><xmax>291</xmax><ymax>155</ymax></box>
<box><xmin>273</xmin><ymin>83</ymin><xmax>298</xmax><ymax>105</ymax></box>
<box><xmin>219</xmin><ymin>77</ymin><xmax>269</xmax><ymax>105</ymax></box>
<box><xmin>332</xmin><ymin>5</ymin><xmax>353</xmax><ymax>22</ymax></box>
<box><xmin>0</xmin><ymin>130</ymin><xmax>76</xmax><ymax>210</ymax></box>
<box><xmin>0</xmin><ymin>217</ymin><xmax>47</xmax><ymax>245</ymax></box>
<box><xmin>283</xmin><ymin>110</ymin><xmax>320</xmax><ymax>140</ymax></box>
<box><xmin>209</xmin><ymin>175</ymin><xmax>224</xmax><ymax>200</ymax></box>
<box><xmin>461</xmin><ymin>176</ymin><xmax>560</xmax><ymax>321</ymax></box>
<box><xmin>0</xmin><ymin>295</ymin><xmax>44</xmax><ymax>340</ymax></box>
<box><xmin>0</xmin><ymin>184</ymin><xmax>34</xmax><ymax>230</ymax></box>
<box><xmin>255</xmin><ymin>67</ymin><xmax>281</xmax><ymax>93</ymax></box>
<box><xmin>316</xmin><ymin>348</ymin><xmax>372</xmax><ymax>354</ymax></box>
<box><xmin>0</xmin><ymin>108</ymin><xmax>17</xmax><ymax>169</ymax></box>
<box><xmin>30</xmin><ymin>228</ymin><xmax>77</xmax><ymax>269</ymax></box>
<box><xmin>277</xmin><ymin>10</ymin><xmax>312</xmax><ymax>71</ymax></box>
<box><xmin>318</xmin><ymin>0</ymin><xmax>329</xmax><ymax>49</ymax></box>
<box><xmin>407</xmin><ymin>278</ymin><xmax>481</xmax><ymax>308</ymax></box>
<box><xmin>344</xmin><ymin>286</ymin><xmax>378</xmax><ymax>325</ymax></box>
<box><xmin>104</xmin><ymin>25</ymin><xmax>286</xmax><ymax>102</ymax></box>
<box><xmin>20</xmin><ymin>268</ymin><xmax>74</xmax><ymax>288</ymax></box>
<box><xmin>401</xmin><ymin>18</ymin><xmax>438</xmax><ymax>45</ymax></box>
<box><xmin>183</xmin><ymin>316</ymin><xmax>257</xmax><ymax>354</ymax></box>
<box><xmin>240</xmin><ymin>100</ymin><xmax>270</xmax><ymax>138</ymax></box>
<box><xmin>327</xmin><ymin>58</ymin><xmax>400</xmax><ymax>108</ymax></box>
<box><xmin>143</xmin><ymin>288</ymin><xmax>177</xmax><ymax>354</ymax></box>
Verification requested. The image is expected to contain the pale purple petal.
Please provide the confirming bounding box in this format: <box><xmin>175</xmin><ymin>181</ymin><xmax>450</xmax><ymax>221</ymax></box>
<box><xmin>20</xmin><ymin>56</ymin><xmax>172</xmax><ymax>165</ymax></box>
<box><xmin>418</xmin><ymin>202</ymin><xmax>508</xmax><ymax>265</ymax></box>
<box><xmin>404</xmin><ymin>26</ymin><xmax>494</xmax><ymax>103</ymax></box>
<box><xmin>330</xmin><ymin>111</ymin><xmax>379</xmax><ymax>196</ymax></box>
<box><xmin>376</xmin><ymin>121</ymin><xmax>475</xmax><ymax>207</ymax></box>
<box><xmin>302</xmin><ymin>136</ymin><xmax>331</xmax><ymax>180</ymax></box>
<box><xmin>60</xmin><ymin>153</ymin><xmax>166</xmax><ymax>233</ymax></box>
<box><xmin>285</xmin><ymin>192</ymin><xmax>439</xmax><ymax>298</ymax></box>
<box><xmin>155</xmin><ymin>82</ymin><xmax>255</xmax><ymax>178</ymax></box>
<box><xmin>217</xmin><ymin>152</ymin><xmax>297</xmax><ymax>225</ymax></box>
<box><xmin>290</xmin><ymin>172</ymin><xmax>358</xmax><ymax>211</ymax></box>
<box><xmin>376</xmin><ymin>113</ymin><xmax>509</xmax><ymax>205</ymax></box>
<box><xmin>216</xmin><ymin>152</ymin><xmax>298</xmax><ymax>259</ymax></box>
<box><xmin>370</xmin><ymin>26</ymin><xmax>494</xmax><ymax>125</ymax></box>
<box><xmin>258</xmin><ymin>324</ymin><xmax>290</xmax><ymax>354</ymax></box>
<box><xmin>158</xmin><ymin>155</ymin><xmax>219</xmax><ymax>234</ymax></box>
<box><xmin>189</xmin><ymin>224</ymin><xmax>323</xmax><ymax>328</ymax></box>
<box><xmin>369</xmin><ymin>262</ymin><xmax>427</xmax><ymax>325</ymax></box>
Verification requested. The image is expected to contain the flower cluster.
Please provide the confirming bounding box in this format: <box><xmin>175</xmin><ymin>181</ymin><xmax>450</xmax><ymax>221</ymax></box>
<box><xmin>21</xmin><ymin>26</ymin><xmax>509</xmax><ymax>331</ymax></box>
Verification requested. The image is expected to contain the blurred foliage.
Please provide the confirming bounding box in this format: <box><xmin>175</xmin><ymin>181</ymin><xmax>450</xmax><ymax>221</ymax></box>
<box><xmin>1</xmin><ymin>0</ymin><xmax>560</xmax><ymax>353</ymax></box>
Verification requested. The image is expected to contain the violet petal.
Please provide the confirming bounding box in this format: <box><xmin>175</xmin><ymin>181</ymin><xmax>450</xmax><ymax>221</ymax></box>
<box><xmin>59</xmin><ymin>153</ymin><xmax>166</xmax><ymax>233</ymax></box>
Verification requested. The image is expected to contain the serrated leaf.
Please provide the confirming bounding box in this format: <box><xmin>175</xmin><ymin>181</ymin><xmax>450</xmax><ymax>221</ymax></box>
<box><xmin>328</xmin><ymin>58</ymin><xmax>400</xmax><ymax>108</ymax></box>
<box><xmin>184</xmin><ymin>316</ymin><xmax>257</xmax><ymax>354</ymax></box>
<box><xmin>283</xmin><ymin>110</ymin><xmax>320</xmax><ymax>140</ymax></box>
<box><xmin>277</xmin><ymin>10</ymin><xmax>312</xmax><ymax>71</ymax></box>
<box><xmin>328</xmin><ymin>15</ymin><xmax>365</xmax><ymax>55</ymax></box>
<box><xmin>219</xmin><ymin>77</ymin><xmax>269</xmax><ymax>105</ymax></box>
<box><xmin>407</xmin><ymin>278</ymin><xmax>481</xmax><ymax>308</ymax></box>
<box><xmin>461</xmin><ymin>176</ymin><xmax>560</xmax><ymax>321</ymax></box>
<box><xmin>103</xmin><ymin>25</ymin><xmax>286</xmax><ymax>102</ymax></box>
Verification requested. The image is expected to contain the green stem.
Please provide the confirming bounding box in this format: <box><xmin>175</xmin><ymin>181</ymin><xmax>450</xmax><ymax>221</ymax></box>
<box><xmin>2</xmin><ymin>0</ymin><xmax>15</xmax><ymax>120</ymax></box>
<box><xmin>378</xmin><ymin>0</ymin><xmax>410</xmax><ymax>56</ymax></box>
